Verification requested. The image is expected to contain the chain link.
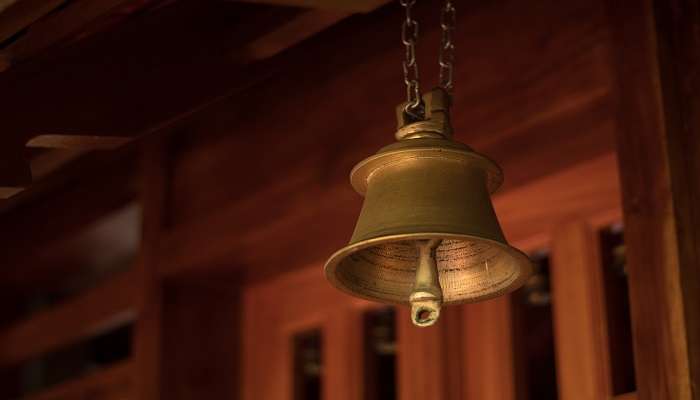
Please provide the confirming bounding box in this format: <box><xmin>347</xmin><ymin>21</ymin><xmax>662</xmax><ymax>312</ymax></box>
<box><xmin>439</xmin><ymin>0</ymin><xmax>456</xmax><ymax>92</ymax></box>
<box><xmin>400</xmin><ymin>0</ymin><xmax>422</xmax><ymax>116</ymax></box>
<box><xmin>399</xmin><ymin>0</ymin><xmax>456</xmax><ymax>118</ymax></box>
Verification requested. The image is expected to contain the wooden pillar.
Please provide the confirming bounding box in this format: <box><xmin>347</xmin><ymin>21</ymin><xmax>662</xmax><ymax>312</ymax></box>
<box><xmin>397</xmin><ymin>307</ymin><xmax>462</xmax><ymax>400</ymax></box>
<box><xmin>324</xmin><ymin>308</ymin><xmax>365</xmax><ymax>400</ymax></box>
<box><xmin>608</xmin><ymin>0</ymin><xmax>700</xmax><ymax>398</ymax></box>
<box><xmin>462</xmin><ymin>297</ymin><xmax>516</xmax><ymax>400</ymax></box>
<box><xmin>134</xmin><ymin>134</ymin><xmax>242</xmax><ymax>400</ymax></box>
<box><xmin>550</xmin><ymin>221</ymin><xmax>612</xmax><ymax>399</ymax></box>
<box><xmin>160</xmin><ymin>281</ymin><xmax>240</xmax><ymax>400</ymax></box>
<box><xmin>133</xmin><ymin>135</ymin><xmax>168</xmax><ymax>400</ymax></box>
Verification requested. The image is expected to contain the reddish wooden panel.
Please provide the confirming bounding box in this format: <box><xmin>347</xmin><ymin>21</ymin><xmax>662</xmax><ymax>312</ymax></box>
<box><xmin>608</xmin><ymin>0</ymin><xmax>700</xmax><ymax>398</ymax></box>
<box><xmin>462</xmin><ymin>297</ymin><xmax>516</xmax><ymax>400</ymax></box>
<box><xmin>550</xmin><ymin>221</ymin><xmax>612</xmax><ymax>399</ymax></box>
<box><xmin>168</xmin><ymin>0</ymin><xmax>617</xmax><ymax>227</ymax></box>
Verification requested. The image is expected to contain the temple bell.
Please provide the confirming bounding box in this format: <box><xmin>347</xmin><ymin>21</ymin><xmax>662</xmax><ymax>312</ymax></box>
<box><xmin>325</xmin><ymin>0</ymin><xmax>532</xmax><ymax>327</ymax></box>
<box><xmin>324</xmin><ymin>89</ymin><xmax>533</xmax><ymax>327</ymax></box>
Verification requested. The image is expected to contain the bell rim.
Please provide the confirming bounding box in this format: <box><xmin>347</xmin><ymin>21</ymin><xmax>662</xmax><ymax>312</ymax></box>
<box><xmin>350</xmin><ymin>144</ymin><xmax>504</xmax><ymax>195</ymax></box>
<box><xmin>324</xmin><ymin>232</ymin><xmax>534</xmax><ymax>306</ymax></box>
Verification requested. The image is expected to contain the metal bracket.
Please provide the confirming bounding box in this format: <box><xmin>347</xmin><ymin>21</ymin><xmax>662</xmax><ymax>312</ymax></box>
<box><xmin>395</xmin><ymin>88</ymin><xmax>453</xmax><ymax>141</ymax></box>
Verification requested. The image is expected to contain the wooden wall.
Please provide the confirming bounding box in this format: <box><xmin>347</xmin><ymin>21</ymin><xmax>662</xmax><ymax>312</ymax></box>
<box><xmin>0</xmin><ymin>0</ymin><xmax>698</xmax><ymax>399</ymax></box>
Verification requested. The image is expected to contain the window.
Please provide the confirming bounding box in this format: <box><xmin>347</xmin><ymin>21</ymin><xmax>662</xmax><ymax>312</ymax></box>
<box><xmin>600</xmin><ymin>225</ymin><xmax>636</xmax><ymax>395</ymax></box>
<box><xmin>293</xmin><ymin>330</ymin><xmax>322</xmax><ymax>400</ymax></box>
<box><xmin>512</xmin><ymin>252</ymin><xmax>558</xmax><ymax>400</ymax></box>
<box><xmin>364</xmin><ymin>308</ymin><xmax>397</xmax><ymax>400</ymax></box>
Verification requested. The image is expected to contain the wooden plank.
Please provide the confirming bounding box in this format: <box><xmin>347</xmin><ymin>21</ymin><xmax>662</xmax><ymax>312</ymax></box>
<box><xmin>607</xmin><ymin>0</ymin><xmax>700</xmax><ymax>398</ymax></box>
<box><xmin>462</xmin><ymin>297</ymin><xmax>516</xmax><ymax>400</ymax></box>
<box><xmin>244</xmin><ymin>10</ymin><xmax>348</xmax><ymax>60</ymax></box>
<box><xmin>0</xmin><ymin>269</ymin><xmax>137</xmax><ymax>367</ymax></box>
<box><xmin>22</xmin><ymin>360</ymin><xmax>132</xmax><ymax>400</ymax></box>
<box><xmin>550</xmin><ymin>221</ymin><xmax>612</xmax><ymax>399</ymax></box>
<box><xmin>615</xmin><ymin>393</ymin><xmax>638</xmax><ymax>400</ymax></box>
<box><xmin>495</xmin><ymin>153</ymin><xmax>621</xmax><ymax>250</ymax></box>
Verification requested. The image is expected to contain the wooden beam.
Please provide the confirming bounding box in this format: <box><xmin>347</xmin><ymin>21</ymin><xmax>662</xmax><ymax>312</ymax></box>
<box><xmin>0</xmin><ymin>269</ymin><xmax>137</xmax><ymax>367</ymax></box>
<box><xmin>0</xmin><ymin>1</ymin><xmax>356</xmax><ymax>188</ymax></box>
<box><xmin>22</xmin><ymin>360</ymin><xmax>132</xmax><ymax>400</ymax></box>
<box><xmin>550</xmin><ymin>221</ymin><xmax>612</xmax><ymax>399</ymax></box>
<box><xmin>132</xmin><ymin>136</ymin><xmax>168</xmax><ymax>400</ymax></box>
<box><xmin>244</xmin><ymin>10</ymin><xmax>349</xmax><ymax>60</ymax></box>
<box><xmin>607</xmin><ymin>0</ymin><xmax>700</xmax><ymax>398</ymax></box>
<box><xmin>0</xmin><ymin>0</ymin><xmax>67</xmax><ymax>45</ymax></box>
<box><xmin>0</xmin><ymin>1</ymin><xmax>293</xmax><ymax>187</ymax></box>
<box><xmin>3</xmin><ymin>0</ymin><xmax>139</xmax><ymax>63</ymax></box>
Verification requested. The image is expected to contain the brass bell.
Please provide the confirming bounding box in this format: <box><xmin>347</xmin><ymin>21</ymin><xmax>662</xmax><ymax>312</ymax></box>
<box><xmin>324</xmin><ymin>89</ymin><xmax>533</xmax><ymax>327</ymax></box>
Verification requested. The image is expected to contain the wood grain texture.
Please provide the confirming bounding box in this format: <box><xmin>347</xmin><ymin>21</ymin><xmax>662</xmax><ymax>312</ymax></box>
<box><xmin>325</xmin><ymin>308</ymin><xmax>365</xmax><ymax>400</ymax></box>
<box><xmin>396</xmin><ymin>307</ymin><xmax>458</xmax><ymax>400</ymax></box>
<box><xmin>244</xmin><ymin>10</ymin><xmax>349</xmax><ymax>60</ymax></box>
<box><xmin>608</xmin><ymin>0</ymin><xmax>700</xmax><ymax>398</ymax></box>
<box><xmin>462</xmin><ymin>296</ymin><xmax>516</xmax><ymax>400</ymax></box>
<box><xmin>22</xmin><ymin>360</ymin><xmax>132</xmax><ymax>400</ymax></box>
<box><xmin>0</xmin><ymin>269</ymin><xmax>137</xmax><ymax>367</ymax></box>
<box><xmin>550</xmin><ymin>221</ymin><xmax>612</xmax><ymax>399</ymax></box>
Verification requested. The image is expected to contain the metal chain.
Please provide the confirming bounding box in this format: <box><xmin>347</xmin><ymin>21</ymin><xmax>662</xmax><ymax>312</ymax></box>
<box><xmin>439</xmin><ymin>0</ymin><xmax>456</xmax><ymax>92</ymax></box>
<box><xmin>399</xmin><ymin>0</ymin><xmax>456</xmax><ymax>117</ymax></box>
<box><xmin>400</xmin><ymin>0</ymin><xmax>422</xmax><ymax>116</ymax></box>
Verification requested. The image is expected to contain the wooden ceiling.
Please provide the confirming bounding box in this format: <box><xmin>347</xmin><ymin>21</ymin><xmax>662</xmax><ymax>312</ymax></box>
<box><xmin>0</xmin><ymin>0</ymin><xmax>386</xmax><ymax>200</ymax></box>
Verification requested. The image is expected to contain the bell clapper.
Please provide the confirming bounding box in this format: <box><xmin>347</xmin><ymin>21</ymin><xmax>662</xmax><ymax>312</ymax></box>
<box><xmin>409</xmin><ymin>239</ymin><xmax>443</xmax><ymax>327</ymax></box>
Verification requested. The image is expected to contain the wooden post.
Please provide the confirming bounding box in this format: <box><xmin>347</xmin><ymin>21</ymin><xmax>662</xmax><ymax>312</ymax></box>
<box><xmin>462</xmin><ymin>297</ymin><xmax>516</xmax><ymax>400</ymax></box>
<box><xmin>608</xmin><ymin>0</ymin><xmax>700</xmax><ymax>398</ymax></box>
<box><xmin>550</xmin><ymin>221</ymin><xmax>612</xmax><ymax>399</ymax></box>
<box><xmin>397</xmin><ymin>307</ymin><xmax>462</xmax><ymax>400</ymax></box>
<box><xmin>324</xmin><ymin>308</ymin><xmax>365</xmax><ymax>400</ymax></box>
<box><xmin>133</xmin><ymin>135</ymin><xmax>168</xmax><ymax>400</ymax></box>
